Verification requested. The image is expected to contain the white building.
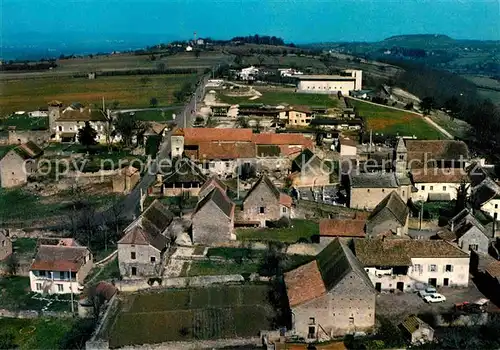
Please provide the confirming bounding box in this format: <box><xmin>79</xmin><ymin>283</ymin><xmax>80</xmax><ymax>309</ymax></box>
<box><xmin>354</xmin><ymin>239</ymin><xmax>470</xmax><ymax>292</ymax></box>
<box><xmin>278</xmin><ymin>68</ymin><xmax>303</xmax><ymax>77</ymax></box>
<box><xmin>29</xmin><ymin>240</ymin><xmax>93</xmax><ymax>295</ymax></box>
<box><xmin>411</xmin><ymin>168</ymin><xmax>470</xmax><ymax>202</ymax></box>
<box><xmin>238</xmin><ymin>66</ymin><xmax>259</xmax><ymax>81</ymax></box>
<box><xmin>185</xmin><ymin>45</ymin><xmax>193</xmax><ymax>52</ymax></box>
<box><xmin>295</xmin><ymin>70</ymin><xmax>362</xmax><ymax>95</ymax></box>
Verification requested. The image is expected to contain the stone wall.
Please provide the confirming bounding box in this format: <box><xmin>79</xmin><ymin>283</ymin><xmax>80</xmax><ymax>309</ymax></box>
<box><xmin>192</xmin><ymin>202</ymin><xmax>233</xmax><ymax>245</ymax></box>
<box><xmin>118</xmin><ymin>243</ymin><xmax>162</xmax><ymax>278</ymax></box>
<box><xmin>8</xmin><ymin>130</ymin><xmax>51</xmax><ymax>145</ymax></box>
<box><xmin>0</xmin><ymin>308</ymin><xmax>73</xmax><ymax>319</ymax></box>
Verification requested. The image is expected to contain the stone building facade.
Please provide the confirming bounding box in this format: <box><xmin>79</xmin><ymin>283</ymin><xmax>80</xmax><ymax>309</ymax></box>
<box><xmin>0</xmin><ymin>142</ymin><xmax>43</xmax><ymax>188</ymax></box>
<box><xmin>0</xmin><ymin>231</ymin><xmax>13</xmax><ymax>261</ymax></box>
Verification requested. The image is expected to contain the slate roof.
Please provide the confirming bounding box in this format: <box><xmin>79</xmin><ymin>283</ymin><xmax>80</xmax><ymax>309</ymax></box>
<box><xmin>162</xmin><ymin>158</ymin><xmax>207</xmax><ymax>184</ymax></box>
<box><xmin>368</xmin><ymin>191</ymin><xmax>409</xmax><ymax>226</ymax></box>
<box><xmin>31</xmin><ymin>245</ymin><xmax>90</xmax><ymax>272</ymax></box>
<box><xmin>199</xmin><ymin>176</ymin><xmax>228</xmax><ymax>199</ymax></box>
<box><xmin>319</xmin><ymin>219</ymin><xmax>366</xmax><ymax>237</ymax></box>
<box><xmin>405</xmin><ymin>140</ymin><xmax>469</xmax><ymax>169</ymax></box>
<box><xmin>245</xmin><ymin>175</ymin><xmax>281</xmax><ymax>202</ymax></box>
<box><xmin>118</xmin><ymin>226</ymin><xmax>168</xmax><ymax>251</ymax></box>
<box><xmin>353</xmin><ymin>239</ymin><xmax>469</xmax><ymax>267</ymax></box>
<box><xmin>350</xmin><ymin>172</ymin><xmax>399</xmax><ymax>188</ymax></box>
<box><xmin>472</xmin><ymin>178</ymin><xmax>500</xmax><ymax>207</ymax></box>
<box><xmin>141</xmin><ymin>200</ymin><xmax>174</xmax><ymax>234</ymax></box>
<box><xmin>285</xmin><ymin>239</ymin><xmax>373</xmax><ymax>307</ymax></box>
<box><xmin>292</xmin><ymin>149</ymin><xmax>322</xmax><ymax>172</ymax></box>
<box><xmin>198</xmin><ymin>141</ymin><xmax>256</xmax><ymax>159</ymax></box>
<box><xmin>12</xmin><ymin>141</ymin><xmax>43</xmax><ymax>160</ymax></box>
<box><xmin>449</xmin><ymin>209</ymin><xmax>486</xmax><ymax>233</ymax></box>
<box><xmin>411</xmin><ymin>168</ymin><xmax>469</xmax><ymax>183</ymax></box>
<box><xmin>289</xmin><ymin>105</ymin><xmax>312</xmax><ymax>114</ymax></box>
<box><xmin>194</xmin><ymin>187</ymin><xmax>235</xmax><ymax>219</ymax></box>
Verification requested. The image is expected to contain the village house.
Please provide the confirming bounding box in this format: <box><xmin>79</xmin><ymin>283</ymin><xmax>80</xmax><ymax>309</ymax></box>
<box><xmin>285</xmin><ymin>239</ymin><xmax>375</xmax><ymax>340</ymax></box>
<box><xmin>241</xmin><ymin>175</ymin><xmax>293</xmax><ymax>227</ymax></box>
<box><xmin>400</xmin><ymin>315</ymin><xmax>434</xmax><ymax>345</ymax></box>
<box><xmin>0</xmin><ymin>141</ymin><xmax>43</xmax><ymax>188</ymax></box>
<box><xmin>295</xmin><ymin>70</ymin><xmax>363</xmax><ymax>95</ymax></box>
<box><xmin>411</xmin><ymin>168</ymin><xmax>470</xmax><ymax>202</ymax></box>
<box><xmin>338</xmin><ymin>137</ymin><xmax>357</xmax><ymax>157</ymax></box>
<box><xmin>349</xmin><ymin>172</ymin><xmax>411</xmax><ymax>210</ymax></box>
<box><xmin>191</xmin><ymin>187</ymin><xmax>235</xmax><ymax>245</ymax></box>
<box><xmin>289</xmin><ymin>149</ymin><xmax>330</xmax><ymax>188</ymax></box>
<box><xmin>434</xmin><ymin>209</ymin><xmax>491</xmax><ymax>254</ymax></box>
<box><xmin>286</xmin><ymin>106</ymin><xmax>314</xmax><ymax>127</ymax></box>
<box><xmin>118</xmin><ymin>200</ymin><xmax>174</xmax><ymax>278</ymax></box>
<box><xmin>238</xmin><ymin>66</ymin><xmax>259</xmax><ymax>80</ymax></box>
<box><xmin>353</xmin><ymin>239</ymin><xmax>470</xmax><ymax>292</ymax></box>
<box><xmin>403</xmin><ymin>139</ymin><xmax>470</xmax><ymax>170</ymax></box>
<box><xmin>161</xmin><ymin>157</ymin><xmax>207</xmax><ymax>196</ymax></box>
<box><xmin>0</xmin><ymin>231</ymin><xmax>13</xmax><ymax>261</ymax></box>
<box><xmin>471</xmin><ymin>177</ymin><xmax>500</xmax><ymax>221</ymax></box>
<box><xmin>365</xmin><ymin>191</ymin><xmax>409</xmax><ymax>237</ymax></box>
<box><xmin>198</xmin><ymin>175</ymin><xmax>228</xmax><ymax>200</ymax></box>
<box><xmin>112</xmin><ymin>165</ymin><xmax>140</xmax><ymax>194</ymax></box>
<box><xmin>310</xmin><ymin>117</ymin><xmax>364</xmax><ymax>132</ymax></box>
<box><xmin>318</xmin><ymin>218</ymin><xmax>366</xmax><ymax>244</ymax></box>
<box><xmin>29</xmin><ymin>239</ymin><xmax>93</xmax><ymax>294</ymax></box>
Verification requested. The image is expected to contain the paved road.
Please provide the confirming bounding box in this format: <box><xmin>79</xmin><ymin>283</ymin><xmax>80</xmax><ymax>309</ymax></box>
<box><xmin>113</xmin><ymin>106</ymin><xmax>183</xmax><ymax>114</ymax></box>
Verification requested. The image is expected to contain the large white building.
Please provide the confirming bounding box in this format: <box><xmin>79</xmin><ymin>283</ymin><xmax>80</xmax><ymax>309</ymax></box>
<box><xmin>354</xmin><ymin>239</ymin><xmax>470</xmax><ymax>292</ymax></box>
<box><xmin>295</xmin><ymin>69</ymin><xmax>362</xmax><ymax>95</ymax></box>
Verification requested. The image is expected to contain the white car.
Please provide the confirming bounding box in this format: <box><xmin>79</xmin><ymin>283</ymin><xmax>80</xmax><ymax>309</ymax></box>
<box><xmin>418</xmin><ymin>287</ymin><xmax>437</xmax><ymax>297</ymax></box>
<box><xmin>424</xmin><ymin>293</ymin><xmax>446</xmax><ymax>303</ymax></box>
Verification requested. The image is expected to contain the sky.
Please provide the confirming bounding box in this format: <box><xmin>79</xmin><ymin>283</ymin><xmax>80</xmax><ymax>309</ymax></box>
<box><xmin>2</xmin><ymin>0</ymin><xmax>500</xmax><ymax>46</ymax></box>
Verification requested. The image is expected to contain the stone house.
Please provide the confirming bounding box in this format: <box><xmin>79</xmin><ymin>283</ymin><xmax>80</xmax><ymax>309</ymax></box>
<box><xmin>198</xmin><ymin>175</ymin><xmax>228</xmax><ymax>200</ymax></box>
<box><xmin>289</xmin><ymin>149</ymin><xmax>330</xmax><ymax>188</ymax></box>
<box><xmin>197</xmin><ymin>141</ymin><xmax>256</xmax><ymax>178</ymax></box>
<box><xmin>400</xmin><ymin>315</ymin><xmax>434</xmax><ymax>344</ymax></box>
<box><xmin>0</xmin><ymin>141</ymin><xmax>43</xmax><ymax>188</ymax></box>
<box><xmin>285</xmin><ymin>238</ymin><xmax>375</xmax><ymax>341</ymax></box>
<box><xmin>191</xmin><ymin>187</ymin><xmax>235</xmax><ymax>245</ymax></box>
<box><xmin>242</xmin><ymin>176</ymin><xmax>293</xmax><ymax>227</ymax></box>
<box><xmin>349</xmin><ymin>172</ymin><xmax>411</xmax><ymax>210</ymax></box>
<box><xmin>118</xmin><ymin>200</ymin><xmax>174</xmax><ymax>278</ymax></box>
<box><xmin>112</xmin><ymin>166</ymin><xmax>140</xmax><ymax>194</ymax></box>
<box><xmin>471</xmin><ymin>177</ymin><xmax>500</xmax><ymax>221</ymax></box>
<box><xmin>162</xmin><ymin>157</ymin><xmax>207</xmax><ymax>197</ymax></box>
<box><xmin>365</xmin><ymin>191</ymin><xmax>409</xmax><ymax>237</ymax></box>
<box><xmin>7</xmin><ymin>128</ymin><xmax>51</xmax><ymax>145</ymax></box>
<box><xmin>0</xmin><ymin>231</ymin><xmax>13</xmax><ymax>261</ymax></box>
<box><xmin>411</xmin><ymin>168</ymin><xmax>470</xmax><ymax>202</ymax></box>
<box><xmin>353</xmin><ymin>239</ymin><xmax>470</xmax><ymax>292</ymax></box>
<box><xmin>29</xmin><ymin>239</ymin><xmax>93</xmax><ymax>294</ymax></box>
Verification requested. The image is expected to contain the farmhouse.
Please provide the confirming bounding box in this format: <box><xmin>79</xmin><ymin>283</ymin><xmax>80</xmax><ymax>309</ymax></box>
<box><xmin>285</xmin><ymin>239</ymin><xmax>375</xmax><ymax>340</ymax></box>
<box><xmin>118</xmin><ymin>200</ymin><xmax>174</xmax><ymax>278</ymax></box>
<box><xmin>0</xmin><ymin>141</ymin><xmax>43</xmax><ymax>188</ymax></box>
<box><xmin>286</xmin><ymin>106</ymin><xmax>314</xmax><ymax>127</ymax></box>
<box><xmin>365</xmin><ymin>191</ymin><xmax>409</xmax><ymax>237</ymax></box>
<box><xmin>411</xmin><ymin>168</ymin><xmax>469</xmax><ymax>202</ymax></box>
<box><xmin>198</xmin><ymin>175</ymin><xmax>228</xmax><ymax>200</ymax></box>
<box><xmin>162</xmin><ymin>157</ymin><xmax>207</xmax><ymax>196</ymax></box>
<box><xmin>241</xmin><ymin>175</ymin><xmax>293</xmax><ymax>227</ymax></box>
<box><xmin>295</xmin><ymin>70</ymin><xmax>363</xmax><ymax>96</ymax></box>
<box><xmin>318</xmin><ymin>218</ymin><xmax>366</xmax><ymax>243</ymax></box>
<box><xmin>191</xmin><ymin>187</ymin><xmax>235</xmax><ymax>245</ymax></box>
<box><xmin>353</xmin><ymin>239</ymin><xmax>470</xmax><ymax>292</ymax></box>
<box><xmin>30</xmin><ymin>239</ymin><xmax>93</xmax><ymax>294</ymax></box>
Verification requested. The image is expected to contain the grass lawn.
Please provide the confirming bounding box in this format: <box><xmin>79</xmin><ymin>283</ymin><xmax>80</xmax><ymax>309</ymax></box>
<box><xmin>0</xmin><ymin>114</ymin><xmax>49</xmax><ymax>130</ymax></box>
<box><xmin>133</xmin><ymin>109</ymin><xmax>179</xmax><ymax>122</ymax></box>
<box><xmin>349</xmin><ymin>99</ymin><xmax>445</xmax><ymax>139</ymax></box>
<box><xmin>236</xmin><ymin>219</ymin><xmax>319</xmax><ymax>243</ymax></box>
<box><xmin>0</xmin><ymin>145</ymin><xmax>15</xmax><ymax>158</ymax></box>
<box><xmin>108</xmin><ymin>284</ymin><xmax>275</xmax><ymax>347</ymax></box>
<box><xmin>13</xmin><ymin>238</ymin><xmax>38</xmax><ymax>256</ymax></box>
<box><xmin>85</xmin><ymin>257</ymin><xmax>120</xmax><ymax>285</ymax></box>
<box><xmin>0</xmin><ymin>276</ymin><xmax>73</xmax><ymax>312</ymax></box>
<box><xmin>0</xmin><ymin>317</ymin><xmax>75</xmax><ymax>350</ymax></box>
<box><xmin>218</xmin><ymin>91</ymin><xmax>340</xmax><ymax>108</ymax></box>
<box><xmin>0</xmin><ymin>74</ymin><xmax>198</xmax><ymax>115</ymax></box>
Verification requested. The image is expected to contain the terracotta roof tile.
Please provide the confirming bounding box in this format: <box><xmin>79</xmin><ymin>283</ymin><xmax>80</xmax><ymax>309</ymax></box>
<box><xmin>178</xmin><ymin>128</ymin><xmax>254</xmax><ymax>143</ymax></box>
<box><xmin>253</xmin><ymin>133</ymin><xmax>314</xmax><ymax>149</ymax></box>
<box><xmin>284</xmin><ymin>260</ymin><xmax>326</xmax><ymax>307</ymax></box>
<box><xmin>31</xmin><ymin>245</ymin><xmax>90</xmax><ymax>272</ymax></box>
<box><xmin>319</xmin><ymin>219</ymin><xmax>366</xmax><ymax>237</ymax></box>
<box><xmin>405</xmin><ymin>140</ymin><xmax>469</xmax><ymax>169</ymax></box>
<box><xmin>412</xmin><ymin>168</ymin><xmax>469</xmax><ymax>183</ymax></box>
<box><xmin>279</xmin><ymin>193</ymin><xmax>293</xmax><ymax>208</ymax></box>
<box><xmin>198</xmin><ymin>141</ymin><xmax>256</xmax><ymax>159</ymax></box>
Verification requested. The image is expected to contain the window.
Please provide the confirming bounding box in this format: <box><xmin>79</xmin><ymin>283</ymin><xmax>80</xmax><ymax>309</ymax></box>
<box><xmin>429</xmin><ymin>264</ymin><xmax>437</xmax><ymax>272</ymax></box>
<box><xmin>469</xmin><ymin>244</ymin><xmax>479</xmax><ymax>251</ymax></box>
<box><xmin>36</xmin><ymin>283</ymin><xmax>42</xmax><ymax>291</ymax></box>
<box><xmin>402</xmin><ymin>190</ymin><xmax>405</xmax><ymax>197</ymax></box>
<box><xmin>225</xmin><ymin>162</ymin><xmax>231</xmax><ymax>168</ymax></box>
<box><xmin>282</xmin><ymin>207</ymin><xmax>287</xmax><ymax>213</ymax></box>
<box><xmin>443</xmin><ymin>186</ymin><xmax>447</xmax><ymax>191</ymax></box>
<box><xmin>495</xmin><ymin>204</ymin><xmax>498</xmax><ymax>209</ymax></box>
<box><xmin>39</xmin><ymin>270</ymin><xmax>46</xmax><ymax>277</ymax></box>
<box><xmin>308</xmin><ymin>326</ymin><xmax>316</xmax><ymax>339</ymax></box>
<box><xmin>430</xmin><ymin>186</ymin><xmax>434</xmax><ymax>191</ymax></box>
<box><xmin>131</xmin><ymin>252</ymin><xmax>136</xmax><ymax>260</ymax></box>
<box><xmin>421</xmin><ymin>185</ymin><xmax>425</xmax><ymax>190</ymax></box>
<box><xmin>131</xmin><ymin>267</ymin><xmax>137</xmax><ymax>276</ymax></box>
<box><xmin>349</xmin><ymin>317</ymin><xmax>355</xmax><ymax>325</ymax></box>
<box><xmin>259</xmin><ymin>207</ymin><xmax>265</xmax><ymax>214</ymax></box>
<box><xmin>209</xmin><ymin>162</ymin><xmax>215</xmax><ymax>168</ymax></box>
<box><xmin>58</xmin><ymin>126</ymin><xmax>63</xmax><ymax>132</ymax></box>
<box><xmin>445</xmin><ymin>264</ymin><xmax>453</xmax><ymax>272</ymax></box>
<box><xmin>382</xmin><ymin>189</ymin><xmax>385</xmax><ymax>193</ymax></box>
<box><xmin>150</xmin><ymin>256</ymin><xmax>156</xmax><ymax>263</ymax></box>
<box><xmin>1</xmin><ymin>240</ymin><xmax>4</xmax><ymax>247</ymax></box>
<box><xmin>59</xmin><ymin>271</ymin><xmax>65</xmax><ymax>279</ymax></box>
<box><xmin>57</xmin><ymin>284</ymin><xmax>64</xmax><ymax>292</ymax></box>
<box><xmin>367</xmin><ymin>189</ymin><xmax>370</xmax><ymax>193</ymax></box>
<box><xmin>399</xmin><ymin>155</ymin><xmax>405</xmax><ymax>160</ymax></box>
<box><xmin>413</xmin><ymin>264</ymin><xmax>422</xmax><ymax>274</ymax></box>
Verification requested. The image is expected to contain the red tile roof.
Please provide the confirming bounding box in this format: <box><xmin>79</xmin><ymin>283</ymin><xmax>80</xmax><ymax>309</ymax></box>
<box><xmin>284</xmin><ymin>260</ymin><xmax>326</xmax><ymax>307</ymax></box>
<box><xmin>30</xmin><ymin>245</ymin><xmax>90</xmax><ymax>272</ymax></box>
<box><xmin>411</xmin><ymin>168</ymin><xmax>469</xmax><ymax>183</ymax></box>
<box><xmin>253</xmin><ymin>133</ymin><xmax>314</xmax><ymax>149</ymax></box>
<box><xmin>319</xmin><ymin>219</ymin><xmax>366</xmax><ymax>237</ymax></box>
<box><xmin>176</xmin><ymin>128</ymin><xmax>254</xmax><ymax>143</ymax></box>
<box><xmin>198</xmin><ymin>141</ymin><xmax>256</xmax><ymax>160</ymax></box>
<box><xmin>279</xmin><ymin>193</ymin><xmax>293</xmax><ymax>208</ymax></box>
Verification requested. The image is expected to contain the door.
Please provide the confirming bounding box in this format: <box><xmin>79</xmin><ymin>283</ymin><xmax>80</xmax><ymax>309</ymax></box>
<box><xmin>428</xmin><ymin>278</ymin><xmax>437</xmax><ymax>287</ymax></box>
<box><xmin>443</xmin><ymin>278</ymin><xmax>449</xmax><ymax>286</ymax></box>
<box><xmin>375</xmin><ymin>283</ymin><xmax>382</xmax><ymax>292</ymax></box>
<box><xmin>397</xmin><ymin>282</ymin><xmax>404</xmax><ymax>292</ymax></box>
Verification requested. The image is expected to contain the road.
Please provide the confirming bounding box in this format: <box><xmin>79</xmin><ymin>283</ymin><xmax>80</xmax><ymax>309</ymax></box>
<box><xmin>112</xmin><ymin>106</ymin><xmax>183</xmax><ymax>114</ymax></box>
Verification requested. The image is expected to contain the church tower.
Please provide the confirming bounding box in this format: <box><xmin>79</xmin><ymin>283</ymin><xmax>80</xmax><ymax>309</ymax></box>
<box><xmin>395</xmin><ymin>137</ymin><xmax>407</xmax><ymax>176</ymax></box>
<box><xmin>171</xmin><ymin>128</ymin><xmax>185</xmax><ymax>158</ymax></box>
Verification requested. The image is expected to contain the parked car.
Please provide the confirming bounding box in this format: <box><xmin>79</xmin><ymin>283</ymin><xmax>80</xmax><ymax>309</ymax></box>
<box><xmin>424</xmin><ymin>293</ymin><xmax>446</xmax><ymax>303</ymax></box>
<box><xmin>418</xmin><ymin>287</ymin><xmax>437</xmax><ymax>297</ymax></box>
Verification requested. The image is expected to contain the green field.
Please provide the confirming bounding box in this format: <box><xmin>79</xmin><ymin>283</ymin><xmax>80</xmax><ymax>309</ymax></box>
<box><xmin>108</xmin><ymin>285</ymin><xmax>276</xmax><ymax>347</ymax></box>
<box><xmin>349</xmin><ymin>98</ymin><xmax>445</xmax><ymax>139</ymax></box>
<box><xmin>133</xmin><ymin>109</ymin><xmax>179</xmax><ymax>122</ymax></box>
<box><xmin>218</xmin><ymin>90</ymin><xmax>340</xmax><ymax>107</ymax></box>
<box><xmin>0</xmin><ymin>114</ymin><xmax>49</xmax><ymax>130</ymax></box>
<box><xmin>0</xmin><ymin>73</ymin><xmax>198</xmax><ymax>115</ymax></box>
<box><xmin>0</xmin><ymin>317</ymin><xmax>75</xmax><ymax>350</ymax></box>
<box><xmin>236</xmin><ymin>219</ymin><xmax>319</xmax><ymax>243</ymax></box>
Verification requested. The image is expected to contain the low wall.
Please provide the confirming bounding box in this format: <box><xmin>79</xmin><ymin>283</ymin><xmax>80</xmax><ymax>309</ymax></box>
<box><xmin>0</xmin><ymin>308</ymin><xmax>73</xmax><ymax>319</ymax></box>
<box><xmin>3</xmin><ymin>228</ymin><xmax>61</xmax><ymax>239</ymax></box>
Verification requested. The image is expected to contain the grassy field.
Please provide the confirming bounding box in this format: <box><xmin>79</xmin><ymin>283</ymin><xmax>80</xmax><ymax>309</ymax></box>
<box><xmin>0</xmin><ymin>114</ymin><xmax>49</xmax><ymax>130</ymax></box>
<box><xmin>218</xmin><ymin>91</ymin><xmax>340</xmax><ymax>108</ymax></box>
<box><xmin>349</xmin><ymin>99</ymin><xmax>445</xmax><ymax>139</ymax></box>
<box><xmin>0</xmin><ymin>317</ymin><xmax>75</xmax><ymax>350</ymax></box>
<box><xmin>241</xmin><ymin>55</ymin><xmax>327</xmax><ymax>70</ymax></box>
<box><xmin>132</xmin><ymin>109</ymin><xmax>179</xmax><ymax>122</ymax></box>
<box><xmin>108</xmin><ymin>285</ymin><xmax>276</xmax><ymax>347</ymax></box>
<box><xmin>0</xmin><ymin>73</ymin><xmax>198</xmax><ymax>115</ymax></box>
<box><xmin>236</xmin><ymin>219</ymin><xmax>319</xmax><ymax>243</ymax></box>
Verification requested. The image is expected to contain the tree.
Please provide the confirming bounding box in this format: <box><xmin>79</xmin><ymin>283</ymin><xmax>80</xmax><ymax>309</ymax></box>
<box><xmin>150</xmin><ymin>97</ymin><xmax>158</xmax><ymax>107</ymax></box>
<box><xmin>113</xmin><ymin>113</ymin><xmax>146</xmax><ymax>147</ymax></box>
<box><xmin>77</xmin><ymin>121</ymin><xmax>98</xmax><ymax>149</ymax></box>
<box><xmin>455</xmin><ymin>182</ymin><xmax>470</xmax><ymax>214</ymax></box>
<box><xmin>139</xmin><ymin>76</ymin><xmax>151</xmax><ymax>85</ymax></box>
<box><xmin>0</xmin><ymin>331</ymin><xmax>16</xmax><ymax>349</ymax></box>
<box><xmin>111</xmin><ymin>100</ymin><xmax>120</xmax><ymax>109</ymax></box>
<box><xmin>238</xmin><ymin>162</ymin><xmax>256</xmax><ymax>181</ymax></box>
<box><xmin>404</xmin><ymin>102</ymin><xmax>414</xmax><ymax>110</ymax></box>
<box><xmin>420</xmin><ymin>96</ymin><xmax>436</xmax><ymax>115</ymax></box>
<box><xmin>257</xmin><ymin>55</ymin><xmax>265</xmax><ymax>66</ymax></box>
<box><xmin>236</xmin><ymin>116</ymin><xmax>249</xmax><ymax>128</ymax></box>
<box><xmin>259</xmin><ymin>241</ymin><xmax>288</xmax><ymax>277</ymax></box>
<box><xmin>234</xmin><ymin>54</ymin><xmax>243</xmax><ymax>66</ymax></box>
<box><xmin>176</xmin><ymin>191</ymin><xmax>191</xmax><ymax>216</ymax></box>
<box><xmin>6</xmin><ymin>254</ymin><xmax>18</xmax><ymax>276</ymax></box>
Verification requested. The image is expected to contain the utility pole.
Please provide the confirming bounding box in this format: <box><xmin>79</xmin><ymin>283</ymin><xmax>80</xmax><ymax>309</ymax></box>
<box><xmin>419</xmin><ymin>201</ymin><xmax>424</xmax><ymax>230</ymax></box>
<box><xmin>69</xmin><ymin>269</ymin><xmax>75</xmax><ymax>314</ymax></box>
